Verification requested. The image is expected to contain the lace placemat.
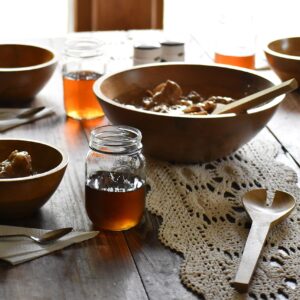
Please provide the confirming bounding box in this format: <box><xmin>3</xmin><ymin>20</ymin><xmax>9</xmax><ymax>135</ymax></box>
<box><xmin>145</xmin><ymin>139</ymin><xmax>300</xmax><ymax>300</ymax></box>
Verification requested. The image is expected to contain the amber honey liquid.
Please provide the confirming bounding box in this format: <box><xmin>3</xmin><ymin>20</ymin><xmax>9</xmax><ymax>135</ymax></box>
<box><xmin>63</xmin><ymin>70</ymin><xmax>104</xmax><ymax>120</ymax></box>
<box><xmin>214</xmin><ymin>53</ymin><xmax>255</xmax><ymax>69</ymax></box>
<box><xmin>85</xmin><ymin>171</ymin><xmax>145</xmax><ymax>231</ymax></box>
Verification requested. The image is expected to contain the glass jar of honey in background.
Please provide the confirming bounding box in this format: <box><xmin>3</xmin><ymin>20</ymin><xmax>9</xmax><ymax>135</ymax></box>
<box><xmin>85</xmin><ymin>125</ymin><xmax>146</xmax><ymax>231</ymax></box>
<box><xmin>62</xmin><ymin>38</ymin><xmax>105</xmax><ymax>120</ymax></box>
<box><xmin>214</xmin><ymin>13</ymin><xmax>256</xmax><ymax>69</ymax></box>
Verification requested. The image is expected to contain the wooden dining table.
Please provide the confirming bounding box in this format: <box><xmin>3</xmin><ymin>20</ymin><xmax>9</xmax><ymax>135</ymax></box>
<box><xmin>0</xmin><ymin>30</ymin><xmax>299</xmax><ymax>300</ymax></box>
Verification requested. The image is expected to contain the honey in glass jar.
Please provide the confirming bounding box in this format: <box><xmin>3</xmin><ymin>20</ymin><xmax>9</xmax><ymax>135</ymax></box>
<box><xmin>214</xmin><ymin>13</ymin><xmax>256</xmax><ymax>69</ymax></box>
<box><xmin>62</xmin><ymin>38</ymin><xmax>105</xmax><ymax>120</ymax></box>
<box><xmin>85</xmin><ymin>125</ymin><xmax>146</xmax><ymax>231</ymax></box>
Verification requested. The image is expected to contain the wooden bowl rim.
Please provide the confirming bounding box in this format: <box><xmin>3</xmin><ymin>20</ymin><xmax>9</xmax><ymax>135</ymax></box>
<box><xmin>264</xmin><ymin>36</ymin><xmax>300</xmax><ymax>61</ymax></box>
<box><xmin>93</xmin><ymin>62</ymin><xmax>284</xmax><ymax>118</ymax></box>
<box><xmin>0</xmin><ymin>43</ymin><xmax>58</xmax><ymax>72</ymax></box>
<box><xmin>0</xmin><ymin>138</ymin><xmax>68</xmax><ymax>182</ymax></box>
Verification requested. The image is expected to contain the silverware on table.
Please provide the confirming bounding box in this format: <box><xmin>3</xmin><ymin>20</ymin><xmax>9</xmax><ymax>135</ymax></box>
<box><xmin>16</xmin><ymin>106</ymin><xmax>46</xmax><ymax>118</ymax></box>
<box><xmin>0</xmin><ymin>106</ymin><xmax>45</xmax><ymax>120</ymax></box>
<box><xmin>0</xmin><ymin>227</ymin><xmax>73</xmax><ymax>244</ymax></box>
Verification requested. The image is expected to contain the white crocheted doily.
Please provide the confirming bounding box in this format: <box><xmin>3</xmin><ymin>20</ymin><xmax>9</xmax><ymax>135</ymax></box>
<box><xmin>146</xmin><ymin>139</ymin><xmax>300</xmax><ymax>299</ymax></box>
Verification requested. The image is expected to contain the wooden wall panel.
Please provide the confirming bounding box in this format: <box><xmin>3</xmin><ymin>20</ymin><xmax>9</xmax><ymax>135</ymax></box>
<box><xmin>74</xmin><ymin>0</ymin><xmax>163</xmax><ymax>31</ymax></box>
<box><xmin>74</xmin><ymin>0</ymin><xmax>92</xmax><ymax>32</ymax></box>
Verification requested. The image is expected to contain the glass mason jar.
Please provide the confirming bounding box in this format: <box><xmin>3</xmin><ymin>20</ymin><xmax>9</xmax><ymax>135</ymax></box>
<box><xmin>214</xmin><ymin>13</ymin><xmax>256</xmax><ymax>69</ymax></box>
<box><xmin>62</xmin><ymin>38</ymin><xmax>105</xmax><ymax>120</ymax></box>
<box><xmin>85</xmin><ymin>125</ymin><xmax>146</xmax><ymax>231</ymax></box>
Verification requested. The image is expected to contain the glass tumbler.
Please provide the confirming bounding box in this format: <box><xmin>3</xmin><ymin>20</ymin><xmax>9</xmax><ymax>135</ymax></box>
<box><xmin>62</xmin><ymin>38</ymin><xmax>105</xmax><ymax>120</ymax></box>
<box><xmin>85</xmin><ymin>125</ymin><xmax>146</xmax><ymax>231</ymax></box>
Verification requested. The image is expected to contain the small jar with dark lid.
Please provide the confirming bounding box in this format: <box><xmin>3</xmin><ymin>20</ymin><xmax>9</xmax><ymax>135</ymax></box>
<box><xmin>85</xmin><ymin>125</ymin><xmax>146</xmax><ymax>231</ymax></box>
<box><xmin>160</xmin><ymin>41</ymin><xmax>185</xmax><ymax>62</ymax></box>
<box><xmin>133</xmin><ymin>43</ymin><xmax>161</xmax><ymax>65</ymax></box>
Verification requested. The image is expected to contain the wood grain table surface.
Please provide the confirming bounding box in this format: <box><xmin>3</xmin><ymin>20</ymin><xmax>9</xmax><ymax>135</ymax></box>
<box><xmin>0</xmin><ymin>30</ymin><xmax>299</xmax><ymax>300</ymax></box>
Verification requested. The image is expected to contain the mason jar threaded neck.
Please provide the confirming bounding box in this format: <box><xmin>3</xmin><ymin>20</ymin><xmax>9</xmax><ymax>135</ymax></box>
<box><xmin>89</xmin><ymin>125</ymin><xmax>142</xmax><ymax>154</ymax></box>
<box><xmin>64</xmin><ymin>38</ymin><xmax>103</xmax><ymax>58</ymax></box>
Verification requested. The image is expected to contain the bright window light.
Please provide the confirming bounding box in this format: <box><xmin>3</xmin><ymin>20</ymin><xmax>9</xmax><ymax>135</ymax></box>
<box><xmin>0</xmin><ymin>0</ymin><xmax>70</xmax><ymax>40</ymax></box>
<box><xmin>164</xmin><ymin>0</ymin><xmax>300</xmax><ymax>47</ymax></box>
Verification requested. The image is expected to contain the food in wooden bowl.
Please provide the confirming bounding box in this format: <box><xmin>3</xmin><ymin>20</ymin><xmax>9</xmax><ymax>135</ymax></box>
<box><xmin>93</xmin><ymin>63</ymin><xmax>284</xmax><ymax>163</ymax></box>
<box><xmin>0</xmin><ymin>44</ymin><xmax>57</xmax><ymax>105</ymax></box>
<box><xmin>0</xmin><ymin>139</ymin><xmax>68</xmax><ymax>219</ymax></box>
<box><xmin>0</xmin><ymin>150</ymin><xmax>33</xmax><ymax>178</ymax></box>
<box><xmin>264</xmin><ymin>37</ymin><xmax>300</xmax><ymax>85</ymax></box>
<box><xmin>114</xmin><ymin>79</ymin><xmax>236</xmax><ymax>115</ymax></box>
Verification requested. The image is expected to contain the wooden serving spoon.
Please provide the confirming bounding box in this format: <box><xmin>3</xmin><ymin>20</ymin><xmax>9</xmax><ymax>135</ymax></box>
<box><xmin>232</xmin><ymin>189</ymin><xmax>295</xmax><ymax>293</ymax></box>
<box><xmin>213</xmin><ymin>78</ymin><xmax>298</xmax><ymax>114</ymax></box>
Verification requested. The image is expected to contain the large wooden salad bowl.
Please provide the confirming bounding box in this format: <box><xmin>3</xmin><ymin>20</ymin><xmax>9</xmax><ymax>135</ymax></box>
<box><xmin>94</xmin><ymin>63</ymin><xmax>284</xmax><ymax>163</ymax></box>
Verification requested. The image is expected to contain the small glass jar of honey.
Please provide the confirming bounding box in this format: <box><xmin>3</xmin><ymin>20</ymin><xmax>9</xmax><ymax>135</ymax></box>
<box><xmin>214</xmin><ymin>13</ymin><xmax>256</xmax><ymax>69</ymax></box>
<box><xmin>62</xmin><ymin>38</ymin><xmax>105</xmax><ymax>120</ymax></box>
<box><xmin>85</xmin><ymin>125</ymin><xmax>146</xmax><ymax>231</ymax></box>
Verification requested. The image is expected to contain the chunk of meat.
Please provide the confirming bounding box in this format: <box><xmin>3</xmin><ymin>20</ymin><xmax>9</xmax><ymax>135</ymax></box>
<box><xmin>152</xmin><ymin>80</ymin><xmax>182</xmax><ymax>105</ymax></box>
<box><xmin>202</xmin><ymin>100</ymin><xmax>217</xmax><ymax>114</ymax></box>
<box><xmin>0</xmin><ymin>150</ymin><xmax>33</xmax><ymax>178</ymax></box>
<box><xmin>187</xmin><ymin>91</ymin><xmax>204</xmax><ymax>103</ymax></box>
